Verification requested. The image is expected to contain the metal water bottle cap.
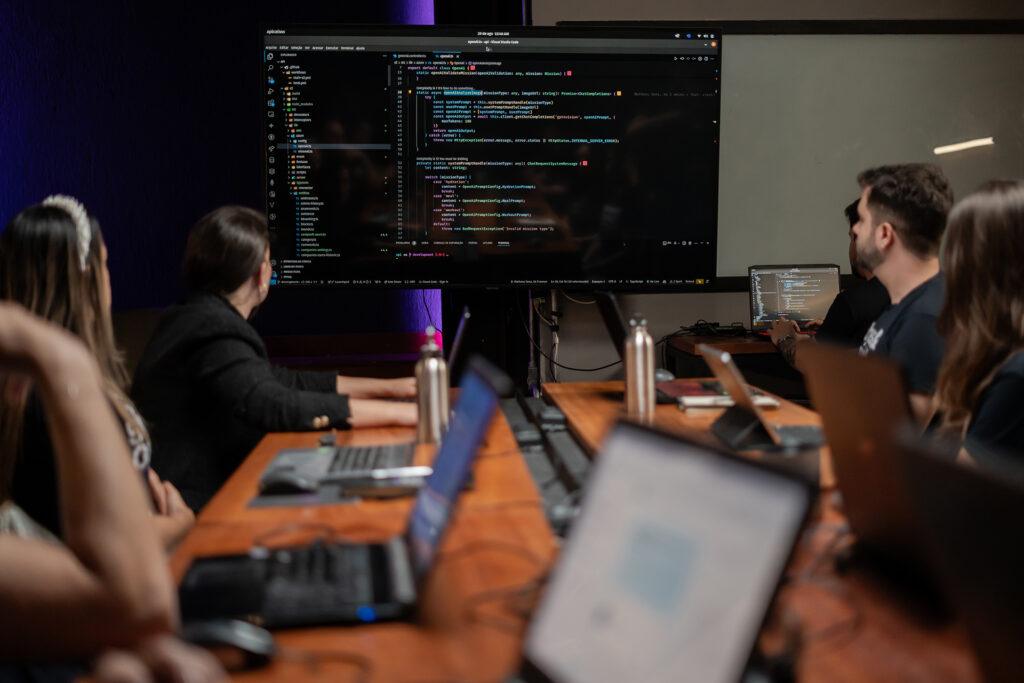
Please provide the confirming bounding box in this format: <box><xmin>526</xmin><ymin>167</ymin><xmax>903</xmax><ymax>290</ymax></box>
<box><xmin>415</xmin><ymin>326</ymin><xmax>449</xmax><ymax>444</ymax></box>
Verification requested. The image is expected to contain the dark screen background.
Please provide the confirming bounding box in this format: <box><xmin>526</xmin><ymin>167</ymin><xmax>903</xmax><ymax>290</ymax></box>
<box><xmin>266</xmin><ymin>27</ymin><xmax>721</xmax><ymax>290</ymax></box>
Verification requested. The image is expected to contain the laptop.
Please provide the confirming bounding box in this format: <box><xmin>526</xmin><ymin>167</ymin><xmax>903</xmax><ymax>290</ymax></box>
<box><xmin>897</xmin><ymin>434</ymin><xmax>1024</xmax><ymax>683</ymax></box>
<box><xmin>799</xmin><ymin>342</ymin><xmax>938</xmax><ymax>587</ymax></box>
<box><xmin>699</xmin><ymin>344</ymin><xmax>824</xmax><ymax>450</ymax></box>
<box><xmin>593</xmin><ymin>291</ymin><xmax>695</xmax><ymax>404</ymax></box>
<box><xmin>518</xmin><ymin>421</ymin><xmax>814</xmax><ymax>683</ymax></box>
<box><xmin>748</xmin><ymin>264</ymin><xmax>840</xmax><ymax>334</ymax></box>
<box><xmin>257</xmin><ymin>308</ymin><xmax>473</xmax><ymax>491</ymax></box>
<box><xmin>445</xmin><ymin>305</ymin><xmax>471</xmax><ymax>386</ymax></box>
<box><xmin>179</xmin><ymin>355</ymin><xmax>512</xmax><ymax>627</ymax></box>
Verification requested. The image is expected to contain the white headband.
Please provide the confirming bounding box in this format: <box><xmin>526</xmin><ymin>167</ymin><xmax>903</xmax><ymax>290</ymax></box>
<box><xmin>41</xmin><ymin>194</ymin><xmax>91</xmax><ymax>272</ymax></box>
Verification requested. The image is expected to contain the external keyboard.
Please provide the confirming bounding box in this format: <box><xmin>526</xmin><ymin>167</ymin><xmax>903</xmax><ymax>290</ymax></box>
<box><xmin>328</xmin><ymin>443</ymin><xmax>415</xmax><ymax>474</ymax></box>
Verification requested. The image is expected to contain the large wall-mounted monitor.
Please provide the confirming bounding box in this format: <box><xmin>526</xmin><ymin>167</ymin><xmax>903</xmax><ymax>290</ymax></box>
<box><xmin>262</xmin><ymin>25</ymin><xmax>721</xmax><ymax>289</ymax></box>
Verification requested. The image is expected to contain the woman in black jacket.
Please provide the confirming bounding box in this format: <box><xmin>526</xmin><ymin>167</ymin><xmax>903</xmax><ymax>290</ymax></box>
<box><xmin>131</xmin><ymin>206</ymin><xmax>417</xmax><ymax>510</ymax></box>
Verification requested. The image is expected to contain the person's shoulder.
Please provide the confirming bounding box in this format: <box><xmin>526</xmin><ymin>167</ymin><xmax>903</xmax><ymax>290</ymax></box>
<box><xmin>886</xmin><ymin>289</ymin><xmax>943</xmax><ymax>351</ymax></box>
<box><xmin>139</xmin><ymin>294</ymin><xmax>259</xmax><ymax>365</ymax></box>
<box><xmin>157</xmin><ymin>295</ymin><xmax>252</xmax><ymax>339</ymax></box>
<box><xmin>916</xmin><ymin>273</ymin><xmax>946</xmax><ymax>309</ymax></box>
<box><xmin>994</xmin><ymin>349</ymin><xmax>1024</xmax><ymax>381</ymax></box>
<box><xmin>893</xmin><ymin>274</ymin><xmax>944</xmax><ymax>323</ymax></box>
<box><xmin>838</xmin><ymin>277</ymin><xmax>890</xmax><ymax>308</ymax></box>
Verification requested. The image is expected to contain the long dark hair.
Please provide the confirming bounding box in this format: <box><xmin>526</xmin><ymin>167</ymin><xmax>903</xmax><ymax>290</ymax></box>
<box><xmin>0</xmin><ymin>203</ymin><xmax>142</xmax><ymax>498</ymax></box>
<box><xmin>936</xmin><ymin>179</ymin><xmax>1024</xmax><ymax>436</ymax></box>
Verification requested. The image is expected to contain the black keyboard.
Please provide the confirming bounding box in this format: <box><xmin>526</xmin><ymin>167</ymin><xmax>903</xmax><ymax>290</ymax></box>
<box><xmin>327</xmin><ymin>443</ymin><xmax>415</xmax><ymax>474</ymax></box>
<box><xmin>262</xmin><ymin>541</ymin><xmax>375</xmax><ymax>626</ymax></box>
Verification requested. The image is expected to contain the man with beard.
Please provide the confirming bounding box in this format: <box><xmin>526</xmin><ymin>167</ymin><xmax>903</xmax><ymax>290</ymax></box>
<box><xmin>769</xmin><ymin>198</ymin><xmax>891</xmax><ymax>368</ymax></box>
<box><xmin>852</xmin><ymin>163</ymin><xmax>953</xmax><ymax>423</ymax></box>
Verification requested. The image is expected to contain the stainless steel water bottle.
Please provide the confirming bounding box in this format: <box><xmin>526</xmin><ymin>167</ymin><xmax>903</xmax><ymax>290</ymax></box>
<box><xmin>624</xmin><ymin>316</ymin><xmax>655</xmax><ymax>423</ymax></box>
<box><xmin>415</xmin><ymin>327</ymin><xmax>449</xmax><ymax>444</ymax></box>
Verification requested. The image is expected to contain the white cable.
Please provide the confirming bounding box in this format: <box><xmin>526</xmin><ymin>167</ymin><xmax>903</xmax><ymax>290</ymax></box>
<box><xmin>533</xmin><ymin>299</ymin><xmax>555</xmax><ymax>326</ymax></box>
<box><xmin>561</xmin><ymin>292</ymin><xmax>596</xmax><ymax>305</ymax></box>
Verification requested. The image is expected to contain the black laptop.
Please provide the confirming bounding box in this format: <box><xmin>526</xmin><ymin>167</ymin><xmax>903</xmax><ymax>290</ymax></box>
<box><xmin>518</xmin><ymin>421</ymin><xmax>814</xmax><ymax>683</ymax></box>
<box><xmin>179</xmin><ymin>355</ymin><xmax>512</xmax><ymax>627</ymax></box>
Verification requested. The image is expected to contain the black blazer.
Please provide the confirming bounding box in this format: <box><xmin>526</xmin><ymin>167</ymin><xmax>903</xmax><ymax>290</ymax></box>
<box><xmin>131</xmin><ymin>293</ymin><xmax>350</xmax><ymax>510</ymax></box>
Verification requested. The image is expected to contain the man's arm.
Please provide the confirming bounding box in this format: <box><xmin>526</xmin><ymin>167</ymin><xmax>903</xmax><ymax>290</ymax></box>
<box><xmin>768</xmin><ymin>319</ymin><xmax>810</xmax><ymax>370</ymax></box>
<box><xmin>0</xmin><ymin>304</ymin><xmax>176</xmax><ymax>659</ymax></box>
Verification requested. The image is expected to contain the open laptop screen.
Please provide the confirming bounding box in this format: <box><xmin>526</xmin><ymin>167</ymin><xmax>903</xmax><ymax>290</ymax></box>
<box><xmin>444</xmin><ymin>306</ymin><xmax>471</xmax><ymax>387</ymax></box>
<box><xmin>407</xmin><ymin>357</ymin><xmax>508</xmax><ymax>579</ymax></box>
<box><xmin>523</xmin><ymin>422</ymin><xmax>811</xmax><ymax>683</ymax></box>
<box><xmin>748</xmin><ymin>264</ymin><xmax>840</xmax><ymax>332</ymax></box>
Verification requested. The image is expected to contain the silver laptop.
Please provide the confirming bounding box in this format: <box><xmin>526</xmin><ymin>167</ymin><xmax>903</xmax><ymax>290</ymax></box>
<box><xmin>700</xmin><ymin>344</ymin><xmax>824</xmax><ymax>450</ymax></box>
<box><xmin>519</xmin><ymin>421</ymin><xmax>813</xmax><ymax>683</ymax></box>
<box><xmin>258</xmin><ymin>309</ymin><xmax>473</xmax><ymax>492</ymax></box>
<box><xmin>801</xmin><ymin>343</ymin><xmax>943</xmax><ymax>595</ymax></box>
<box><xmin>748</xmin><ymin>264</ymin><xmax>840</xmax><ymax>333</ymax></box>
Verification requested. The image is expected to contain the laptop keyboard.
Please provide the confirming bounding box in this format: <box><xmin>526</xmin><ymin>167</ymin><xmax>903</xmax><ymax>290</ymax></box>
<box><xmin>774</xmin><ymin>424</ymin><xmax>825</xmax><ymax>448</ymax></box>
<box><xmin>262</xmin><ymin>542</ymin><xmax>376</xmax><ymax>626</ymax></box>
<box><xmin>328</xmin><ymin>443</ymin><xmax>415</xmax><ymax>474</ymax></box>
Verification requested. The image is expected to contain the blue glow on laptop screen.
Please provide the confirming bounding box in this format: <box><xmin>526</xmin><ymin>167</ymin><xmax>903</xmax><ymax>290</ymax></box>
<box><xmin>408</xmin><ymin>367</ymin><xmax>498</xmax><ymax>577</ymax></box>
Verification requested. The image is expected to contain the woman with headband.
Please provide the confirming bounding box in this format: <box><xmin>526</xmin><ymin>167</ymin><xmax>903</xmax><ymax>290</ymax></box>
<box><xmin>130</xmin><ymin>206</ymin><xmax>417</xmax><ymax>510</ymax></box>
<box><xmin>0</xmin><ymin>196</ymin><xmax>195</xmax><ymax>548</ymax></box>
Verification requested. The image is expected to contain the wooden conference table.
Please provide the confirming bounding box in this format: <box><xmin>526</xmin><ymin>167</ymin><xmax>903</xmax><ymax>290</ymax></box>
<box><xmin>170</xmin><ymin>420</ymin><xmax>555</xmax><ymax>682</ymax></box>
<box><xmin>170</xmin><ymin>380</ymin><xmax>980</xmax><ymax>682</ymax></box>
<box><xmin>542</xmin><ymin>381</ymin><xmax>980</xmax><ymax>683</ymax></box>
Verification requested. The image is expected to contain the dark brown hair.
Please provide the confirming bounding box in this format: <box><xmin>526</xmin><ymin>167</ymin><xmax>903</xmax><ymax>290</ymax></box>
<box><xmin>183</xmin><ymin>206</ymin><xmax>269</xmax><ymax>296</ymax></box>
<box><xmin>0</xmin><ymin>203</ymin><xmax>140</xmax><ymax>498</ymax></box>
<box><xmin>935</xmin><ymin>179</ymin><xmax>1024</xmax><ymax>436</ymax></box>
<box><xmin>857</xmin><ymin>163</ymin><xmax>954</xmax><ymax>258</ymax></box>
<box><xmin>844</xmin><ymin>198</ymin><xmax>860</xmax><ymax>229</ymax></box>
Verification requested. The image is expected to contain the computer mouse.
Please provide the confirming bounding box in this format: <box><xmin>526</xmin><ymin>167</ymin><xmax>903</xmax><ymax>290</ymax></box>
<box><xmin>259</xmin><ymin>468</ymin><xmax>318</xmax><ymax>494</ymax></box>
<box><xmin>654</xmin><ymin>368</ymin><xmax>676</xmax><ymax>383</ymax></box>
<box><xmin>181</xmin><ymin>619</ymin><xmax>275</xmax><ymax>671</ymax></box>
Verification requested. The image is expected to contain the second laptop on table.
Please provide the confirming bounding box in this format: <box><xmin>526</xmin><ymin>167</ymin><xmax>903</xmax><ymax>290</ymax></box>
<box><xmin>700</xmin><ymin>344</ymin><xmax>824</xmax><ymax>451</ymax></box>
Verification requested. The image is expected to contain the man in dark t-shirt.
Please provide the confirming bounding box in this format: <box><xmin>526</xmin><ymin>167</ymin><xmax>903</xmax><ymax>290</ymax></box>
<box><xmin>770</xmin><ymin>199</ymin><xmax>890</xmax><ymax>366</ymax></box>
<box><xmin>816</xmin><ymin>276</ymin><xmax>889</xmax><ymax>347</ymax></box>
<box><xmin>858</xmin><ymin>272</ymin><xmax>945</xmax><ymax>393</ymax></box>
<box><xmin>851</xmin><ymin>163</ymin><xmax>954</xmax><ymax>422</ymax></box>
